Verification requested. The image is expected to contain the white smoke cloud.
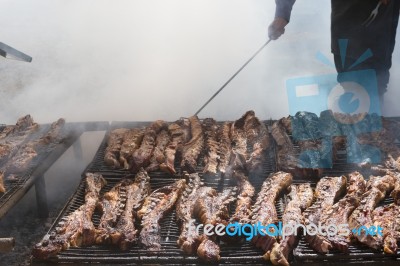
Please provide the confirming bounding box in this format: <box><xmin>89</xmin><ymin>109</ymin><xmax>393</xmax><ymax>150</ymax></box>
<box><xmin>0</xmin><ymin>0</ymin><xmax>398</xmax><ymax>124</ymax></box>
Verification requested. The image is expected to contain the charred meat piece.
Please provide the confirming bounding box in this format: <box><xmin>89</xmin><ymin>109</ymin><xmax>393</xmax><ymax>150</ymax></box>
<box><xmin>251</xmin><ymin>172</ymin><xmax>292</xmax><ymax>255</ymax></box>
<box><xmin>270</xmin><ymin>183</ymin><xmax>313</xmax><ymax>266</ymax></box>
<box><xmin>194</xmin><ymin>187</ymin><xmax>236</xmax><ymax>262</ymax></box>
<box><xmin>119</xmin><ymin>128</ymin><xmax>144</xmax><ymax>169</ymax></box>
<box><xmin>160</xmin><ymin>122</ymin><xmax>186</xmax><ymax>175</ymax></box>
<box><xmin>348</xmin><ymin>174</ymin><xmax>397</xmax><ymax>249</ymax></box>
<box><xmin>303</xmin><ymin>176</ymin><xmax>347</xmax><ymax>253</ymax></box>
<box><xmin>146</xmin><ymin>129</ymin><xmax>170</xmax><ymax>172</ymax></box>
<box><xmin>139</xmin><ymin>179</ymin><xmax>185</xmax><ymax>251</ymax></box>
<box><xmin>131</xmin><ymin>120</ymin><xmax>167</xmax><ymax>172</ymax></box>
<box><xmin>104</xmin><ymin>128</ymin><xmax>129</xmax><ymax>168</ymax></box>
<box><xmin>114</xmin><ymin>169</ymin><xmax>151</xmax><ymax>250</ymax></box>
<box><xmin>202</xmin><ymin>118</ymin><xmax>220</xmax><ymax>175</ymax></box>
<box><xmin>243</xmin><ymin>111</ymin><xmax>270</xmax><ymax>174</ymax></box>
<box><xmin>313</xmin><ymin>172</ymin><xmax>366</xmax><ymax>254</ymax></box>
<box><xmin>372</xmin><ymin>203</ymin><xmax>400</xmax><ymax>254</ymax></box>
<box><xmin>181</xmin><ymin>116</ymin><xmax>204</xmax><ymax>173</ymax></box>
<box><xmin>0</xmin><ymin>115</ymin><xmax>37</xmax><ymax>140</ymax></box>
<box><xmin>229</xmin><ymin>171</ymin><xmax>255</xmax><ymax>224</ymax></box>
<box><xmin>32</xmin><ymin>173</ymin><xmax>106</xmax><ymax>259</ymax></box>
<box><xmin>217</xmin><ymin>122</ymin><xmax>232</xmax><ymax>173</ymax></box>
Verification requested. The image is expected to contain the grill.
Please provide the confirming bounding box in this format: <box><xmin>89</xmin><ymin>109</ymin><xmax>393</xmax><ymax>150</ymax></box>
<box><xmin>0</xmin><ymin>121</ymin><xmax>109</xmax><ymax>219</ymax></box>
<box><xmin>32</xmin><ymin>120</ymin><xmax>400</xmax><ymax>265</ymax></box>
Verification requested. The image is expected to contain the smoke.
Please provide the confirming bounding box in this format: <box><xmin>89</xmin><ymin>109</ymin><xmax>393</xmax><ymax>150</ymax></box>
<box><xmin>0</xmin><ymin>0</ymin><xmax>398</xmax><ymax>124</ymax></box>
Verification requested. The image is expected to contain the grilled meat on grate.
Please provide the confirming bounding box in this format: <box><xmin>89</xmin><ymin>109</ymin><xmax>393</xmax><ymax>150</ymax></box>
<box><xmin>250</xmin><ymin>172</ymin><xmax>292</xmax><ymax>257</ymax></box>
<box><xmin>303</xmin><ymin>176</ymin><xmax>347</xmax><ymax>253</ymax></box>
<box><xmin>104</xmin><ymin>128</ymin><xmax>129</xmax><ymax>168</ymax></box>
<box><xmin>217</xmin><ymin>122</ymin><xmax>232</xmax><ymax>174</ymax></box>
<box><xmin>160</xmin><ymin>122</ymin><xmax>185</xmax><ymax>175</ymax></box>
<box><xmin>138</xmin><ymin>179</ymin><xmax>185</xmax><ymax>251</ymax></box>
<box><xmin>348</xmin><ymin>174</ymin><xmax>397</xmax><ymax>249</ymax></box>
<box><xmin>32</xmin><ymin>173</ymin><xmax>106</xmax><ymax>259</ymax></box>
<box><xmin>119</xmin><ymin>128</ymin><xmax>144</xmax><ymax>169</ymax></box>
<box><xmin>181</xmin><ymin>116</ymin><xmax>204</xmax><ymax>173</ymax></box>
<box><xmin>146</xmin><ymin>129</ymin><xmax>170</xmax><ymax>172</ymax></box>
<box><xmin>114</xmin><ymin>169</ymin><xmax>150</xmax><ymax>250</ymax></box>
<box><xmin>194</xmin><ymin>186</ymin><xmax>236</xmax><ymax>262</ymax></box>
<box><xmin>270</xmin><ymin>183</ymin><xmax>313</xmax><ymax>266</ymax></box>
<box><xmin>131</xmin><ymin>120</ymin><xmax>167</xmax><ymax>172</ymax></box>
<box><xmin>229</xmin><ymin>170</ymin><xmax>255</xmax><ymax>225</ymax></box>
<box><xmin>372</xmin><ymin>203</ymin><xmax>400</xmax><ymax>254</ymax></box>
<box><xmin>202</xmin><ymin>118</ymin><xmax>220</xmax><ymax>175</ymax></box>
<box><xmin>227</xmin><ymin>112</ymin><xmax>250</xmax><ymax>175</ymax></box>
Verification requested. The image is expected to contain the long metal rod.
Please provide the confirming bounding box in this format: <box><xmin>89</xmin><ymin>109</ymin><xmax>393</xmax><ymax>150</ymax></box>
<box><xmin>194</xmin><ymin>39</ymin><xmax>271</xmax><ymax>116</ymax></box>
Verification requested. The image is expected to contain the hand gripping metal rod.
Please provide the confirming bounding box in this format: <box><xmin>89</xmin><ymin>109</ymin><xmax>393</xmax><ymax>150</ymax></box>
<box><xmin>194</xmin><ymin>39</ymin><xmax>271</xmax><ymax>116</ymax></box>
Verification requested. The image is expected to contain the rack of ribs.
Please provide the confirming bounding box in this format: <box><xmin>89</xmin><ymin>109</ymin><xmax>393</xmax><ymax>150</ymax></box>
<box><xmin>194</xmin><ymin>186</ymin><xmax>237</xmax><ymax>261</ymax></box>
<box><xmin>250</xmin><ymin>172</ymin><xmax>292</xmax><ymax>258</ymax></box>
<box><xmin>202</xmin><ymin>118</ymin><xmax>220</xmax><ymax>175</ymax></box>
<box><xmin>131</xmin><ymin>120</ymin><xmax>167</xmax><ymax>172</ymax></box>
<box><xmin>32</xmin><ymin>173</ymin><xmax>106</xmax><ymax>259</ymax></box>
<box><xmin>217</xmin><ymin>122</ymin><xmax>232</xmax><ymax>174</ymax></box>
<box><xmin>160</xmin><ymin>122</ymin><xmax>185</xmax><ymax>175</ymax></box>
<box><xmin>303</xmin><ymin>176</ymin><xmax>346</xmax><ymax>253</ymax></box>
<box><xmin>119</xmin><ymin>128</ymin><xmax>144</xmax><ymax>169</ymax></box>
<box><xmin>138</xmin><ymin>179</ymin><xmax>186</xmax><ymax>251</ymax></box>
<box><xmin>146</xmin><ymin>129</ymin><xmax>170</xmax><ymax>172</ymax></box>
<box><xmin>243</xmin><ymin>111</ymin><xmax>270</xmax><ymax>174</ymax></box>
<box><xmin>229</xmin><ymin>170</ymin><xmax>255</xmax><ymax>225</ymax></box>
<box><xmin>104</xmin><ymin>128</ymin><xmax>129</xmax><ymax>168</ymax></box>
<box><xmin>181</xmin><ymin>116</ymin><xmax>204</xmax><ymax>173</ymax></box>
<box><xmin>348</xmin><ymin>174</ymin><xmax>397</xmax><ymax>250</ymax></box>
<box><xmin>270</xmin><ymin>183</ymin><xmax>313</xmax><ymax>266</ymax></box>
<box><xmin>372</xmin><ymin>202</ymin><xmax>400</xmax><ymax>254</ymax></box>
<box><xmin>227</xmin><ymin>112</ymin><xmax>250</xmax><ymax>175</ymax></box>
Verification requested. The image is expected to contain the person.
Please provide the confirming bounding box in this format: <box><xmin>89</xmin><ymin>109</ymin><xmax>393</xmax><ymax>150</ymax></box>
<box><xmin>268</xmin><ymin>0</ymin><xmax>400</xmax><ymax>101</ymax></box>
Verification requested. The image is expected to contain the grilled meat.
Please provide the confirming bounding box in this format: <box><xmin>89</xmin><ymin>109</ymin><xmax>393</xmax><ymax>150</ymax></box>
<box><xmin>229</xmin><ymin>171</ymin><xmax>255</xmax><ymax>224</ymax></box>
<box><xmin>104</xmin><ymin>128</ymin><xmax>129</xmax><ymax>168</ymax></box>
<box><xmin>131</xmin><ymin>120</ymin><xmax>167</xmax><ymax>172</ymax></box>
<box><xmin>303</xmin><ymin>176</ymin><xmax>346</xmax><ymax>253</ymax></box>
<box><xmin>312</xmin><ymin>172</ymin><xmax>366</xmax><ymax>254</ymax></box>
<box><xmin>227</xmin><ymin>112</ymin><xmax>250</xmax><ymax>175</ymax></box>
<box><xmin>181</xmin><ymin>116</ymin><xmax>204</xmax><ymax>173</ymax></box>
<box><xmin>146</xmin><ymin>129</ymin><xmax>170</xmax><ymax>172</ymax></box>
<box><xmin>0</xmin><ymin>115</ymin><xmax>37</xmax><ymax>140</ymax></box>
<box><xmin>348</xmin><ymin>174</ymin><xmax>397</xmax><ymax>249</ymax></box>
<box><xmin>139</xmin><ymin>179</ymin><xmax>185</xmax><ymax>251</ymax></box>
<box><xmin>372</xmin><ymin>203</ymin><xmax>400</xmax><ymax>254</ymax></box>
<box><xmin>119</xmin><ymin>128</ymin><xmax>144</xmax><ymax>169</ymax></box>
<box><xmin>251</xmin><ymin>172</ymin><xmax>292</xmax><ymax>256</ymax></box>
<box><xmin>270</xmin><ymin>183</ymin><xmax>313</xmax><ymax>266</ymax></box>
<box><xmin>32</xmin><ymin>173</ymin><xmax>106</xmax><ymax>259</ymax></box>
<box><xmin>114</xmin><ymin>169</ymin><xmax>151</xmax><ymax>250</ymax></box>
<box><xmin>243</xmin><ymin>111</ymin><xmax>270</xmax><ymax>174</ymax></box>
<box><xmin>202</xmin><ymin>118</ymin><xmax>220</xmax><ymax>175</ymax></box>
<box><xmin>194</xmin><ymin>187</ymin><xmax>236</xmax><ymax>262</ymax></box>
<box><xmin>160</xmin><ymin>123</ymin><xmax>185</xmax><ymax>175</ymax></box>
<box><xmin>217</xmin><ymin>122</ymin><xmax>232</xmax><ymax>173</ymax></box>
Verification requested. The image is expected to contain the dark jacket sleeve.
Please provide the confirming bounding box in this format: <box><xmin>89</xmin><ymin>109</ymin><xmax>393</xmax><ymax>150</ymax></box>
<box><xmin>275</xmin><ymin>0</ymin><xmax>296</xmax><ymax>22</ymax></box>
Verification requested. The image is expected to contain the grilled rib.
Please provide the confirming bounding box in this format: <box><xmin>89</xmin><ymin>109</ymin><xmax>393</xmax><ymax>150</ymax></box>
<box><xmin>146</xmin><ymin>129</ymin><xmax>170</xmax><ymax>172</ymax></box>
<box><xmin>348</xmin><ymin>174</ymin><xmax>397</xmax><ymax>249</ymax></box>
<box><xmin>372</xmin><ymin>203</ymin><xmax>400</xmax><ymax>254</ymax></box>
<box><xmin>138</xmin><ymin>179</ymin><xmax>186</xmax><ymax>251</ymax></box>
<box><xmin>119</xmin><ymin>128</ymin><xmax>144</xmax><ymax>169</ymax></box>
<box><xmin>217</xmin><ymin>122</ymin><xmax>232</xmax><ymax>173</ymax></box>
<box><xmin>131</xmin><ymin>120</ymin><xmax>167</xmax><ymax>172</ymax></box>
<box><xmin>32</xmin><ymin>173</ymin><xmax>106</xmax><ymax>259</ymax></box>
<box><xmin>243</xmin><ymin>111</ymin><xmax>270</xmax><ymax>174</ymax></box>
<box><xmin>114</xmin><ymin>169</ymin><xmax>151</xmax><ymax>250</ymax></box>
<box><xmin>251</xmin><ymin>172</ymin><xmax>292</xmax><ymax>256</ymax></box>
<box><xmin>202</xmin><ymin>118</ymin><xmax>220</xmax><ymax>175</ymax></box>
<box><xmin>303</xmin><ymin>176</ymin><xmax>347</xmax><ymax>254</ymax></box>
<box><xmin>160</xmin><ymin>123</ymin><xmax>185</xmax><ymax>175</ymax></box>
<box><xmin>270</xmin><ymin>183</ymin><xmax>313</xmax><ymax>266</ymax></box>
<box><xmin>227</xmin><ymin>112</ymin><xmax>250</xmax><ymax>175</ymax></box>
<box><xmin>229</xmin><ymin>171</ymin><xmax>255</xmax><ymax>224</ymax></box>
<box><xmin>181</xmin><ymin>116</ymin><xmax>204</xmax><ymax>173</ymax></box>
<box><xmin>194</xmin><ymin>187</ymin><xmax>237</xmax><ymax>261</ymax></box>
<box><xmin>104</xmin><ymin>128</ymin><xmax>129</xmax><ymax>168</ymax></box>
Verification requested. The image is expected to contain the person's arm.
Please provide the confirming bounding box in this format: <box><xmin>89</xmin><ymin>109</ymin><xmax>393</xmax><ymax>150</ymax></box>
<box><xmin>268</xmin><ymin>0</ymin><xmax>296</xmax><ymax>40</ymax></box>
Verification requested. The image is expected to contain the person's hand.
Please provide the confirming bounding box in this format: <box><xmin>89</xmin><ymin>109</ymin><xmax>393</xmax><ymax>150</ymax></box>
<box><xmin>380</xmin><ymin>0</ymin><xmax>390</xmax><ymax>5</ymax></box>
<box><xmin>268</xmin><ymin>17</ymin><xmax>288</xmax><ymax>40</ymax></box>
